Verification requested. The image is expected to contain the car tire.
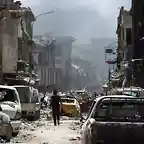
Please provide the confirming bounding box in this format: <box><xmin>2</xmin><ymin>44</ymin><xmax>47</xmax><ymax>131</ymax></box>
<box><xmin>34</xmin><ymin>110</ymin><xmax>40</xmax><ymax>120</ymax></box>
<box><xmin>2</xmin><ymin>124</ymin><xmax>12</xmax><ymax>142</ymax></box>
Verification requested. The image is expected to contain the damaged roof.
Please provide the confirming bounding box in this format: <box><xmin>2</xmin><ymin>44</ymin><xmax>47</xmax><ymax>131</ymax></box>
<box><xmin>33</xmin><ymin>35</ymin><xmax>54</xmax><ymax>47</ymax></box>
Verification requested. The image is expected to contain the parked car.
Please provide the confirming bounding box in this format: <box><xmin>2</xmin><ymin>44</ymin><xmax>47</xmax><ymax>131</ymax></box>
<box><xmin>81</xmin><ymin>95</ymin><xmax>144</xmax><ymax>144</ymax></box>
<box><xmin>12</xmin><ymin>85</ymin><xmax>40</xmax><ymax>120</ymax></box>
<box><xmin>0</xmin><ymin>85</ymin><xmax>21</xmax><ymax>141</ymax></box>
<box><xmin>60</xmin><ymin>96</ymin><xmax>81</xmax><ymax>117</ymax></box>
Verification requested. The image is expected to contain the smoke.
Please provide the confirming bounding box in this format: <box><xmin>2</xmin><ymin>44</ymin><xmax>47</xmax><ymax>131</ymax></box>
<box><xmin>20</xmin><ymin>0</ymin><xmax>131</xmax><ymax>15</ymax></box>
<box><xmin>19</xmin><ymin>0</ymin><xmax>131</xmax><ymax>41</ymax></box>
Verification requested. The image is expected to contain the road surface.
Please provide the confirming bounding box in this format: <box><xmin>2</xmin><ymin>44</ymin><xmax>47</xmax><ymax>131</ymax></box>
<box><xmin>9</xmin><ymin>109</ymin><xmax>81</xmax><ymax>144</ymax></box>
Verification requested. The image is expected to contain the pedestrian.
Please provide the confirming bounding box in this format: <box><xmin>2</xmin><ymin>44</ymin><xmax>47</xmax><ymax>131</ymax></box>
<box><xmin>50</xmin><ymin>89</ymin><xmax>61</xmax><ymax>126</ymax></box>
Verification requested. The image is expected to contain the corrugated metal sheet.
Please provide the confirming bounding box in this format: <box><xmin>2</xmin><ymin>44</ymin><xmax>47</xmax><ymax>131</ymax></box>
<box><xmin>0</xmin><ymin>0</ymin><xmax>13</xmax><ymax>5</ymax></box>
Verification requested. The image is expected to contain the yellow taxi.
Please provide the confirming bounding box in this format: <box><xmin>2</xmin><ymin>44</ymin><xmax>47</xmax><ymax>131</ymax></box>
<box><xmin>60</xmin><ymin>96</ymin><xmax>81</xmax><ymax>117</ymax></box>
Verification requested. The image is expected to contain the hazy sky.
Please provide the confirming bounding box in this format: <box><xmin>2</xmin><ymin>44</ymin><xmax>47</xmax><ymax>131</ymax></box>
<box><xmin>18</xmin><ymin>0</ymin><xmax>131</xmax><ymax>42</ymax></box>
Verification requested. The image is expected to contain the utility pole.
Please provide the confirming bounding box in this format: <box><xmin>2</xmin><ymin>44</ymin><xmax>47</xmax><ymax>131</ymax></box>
<box><xmin>108</xmin><ymin>64</ymin><xmax>111</xmax><ymax>90</ymax></box>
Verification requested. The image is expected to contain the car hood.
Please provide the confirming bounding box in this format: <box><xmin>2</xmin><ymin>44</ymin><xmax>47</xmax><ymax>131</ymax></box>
<box><xmin>0</xmin><ymin>101</ymin><xmax>18</xmax><ymax>119</ymax></box>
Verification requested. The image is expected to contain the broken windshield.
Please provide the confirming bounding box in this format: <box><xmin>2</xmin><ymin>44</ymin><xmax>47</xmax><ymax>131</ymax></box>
<box><xmin>14</xmin><ymin>87</ymin><xmax>31</xmax><ymax>103</ymax></box>
<box><xmin>0</xmin><ymin>88</ymin><xmax>17</xmax><ymax>102</ymax></box>
<box><xmin>61</xmin><ymin>98</ymin><xmax>75</xmax><ymax>103</ymax></box>
<box><xmin>94</xmin><ymin>101</ymin><xmax>144</xmax><ymax>122</ymax></box>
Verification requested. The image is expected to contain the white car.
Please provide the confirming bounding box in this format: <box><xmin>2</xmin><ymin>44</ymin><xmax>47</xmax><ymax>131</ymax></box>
<box><xmin>0</xmin><ymin>85</ymin><xmax>21</xmax><ymax>141</ymax></box>
<box><xmin>12</xmin><ymin>85</ymin><xmax>40</xmax><ymax>120</ymax></box>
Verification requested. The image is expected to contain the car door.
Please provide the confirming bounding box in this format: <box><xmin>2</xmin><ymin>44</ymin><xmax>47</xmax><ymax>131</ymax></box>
<box><xmin>81</xmin><ymin>101</ymin><xmax>97</xmax><ymax>144</ymax></box>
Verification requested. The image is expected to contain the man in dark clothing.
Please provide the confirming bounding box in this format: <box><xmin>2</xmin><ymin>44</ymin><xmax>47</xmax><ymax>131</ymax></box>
<box><xmin>50</xmin><ymin>90</ymin><xmax>61</xmax><ymax>126</ymax></box>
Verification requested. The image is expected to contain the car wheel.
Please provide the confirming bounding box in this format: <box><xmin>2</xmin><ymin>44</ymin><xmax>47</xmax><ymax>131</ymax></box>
<box><xmin>34</xmin><ymin>110</ymin><xmax>40</xmax><ymax>120</ymax></box>
<box><xmin>2</xmin><ymin>124</ymin><xmax>12</xmax><ymax>142</ymax></box>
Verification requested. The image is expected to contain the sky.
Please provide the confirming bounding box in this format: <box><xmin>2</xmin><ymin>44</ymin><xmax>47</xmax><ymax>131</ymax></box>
<box><xmin>18</xmin><ymin>0</ymin><xmax>131</xmax><ymax>43</ymax></box>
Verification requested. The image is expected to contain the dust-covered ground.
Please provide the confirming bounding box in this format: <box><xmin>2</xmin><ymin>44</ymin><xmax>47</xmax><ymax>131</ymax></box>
<box><xmin>8</xmin><ymin>109</ymin><xmax>81</xmax><ymax>144</ymax></box>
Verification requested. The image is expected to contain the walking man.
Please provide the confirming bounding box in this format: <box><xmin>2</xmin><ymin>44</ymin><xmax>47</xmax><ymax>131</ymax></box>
<box><xmin>50</xmin><ymin>89</ymin><xmax>61</xmax><ymax>126</ymax></box>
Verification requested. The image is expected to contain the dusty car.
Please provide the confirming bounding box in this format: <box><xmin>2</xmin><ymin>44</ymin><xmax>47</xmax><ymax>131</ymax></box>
<box><xmin>12</xmin><ymin>85</ymin><xmax>40</xmax><ymax>120</ymax></box>
<box><xmin>60</xmin><ymin>96</ymin><xmax>81</xmax><ymax>117</ymax></box>
<box><xmin>0</xmin><ymin>85</ymin><xmax>21</xmax><ymax>141</ymax></box>
<box><xmin>81</xmin><ymin>95</ymin><xmax>144</xmax><ymax>144</ymax></box>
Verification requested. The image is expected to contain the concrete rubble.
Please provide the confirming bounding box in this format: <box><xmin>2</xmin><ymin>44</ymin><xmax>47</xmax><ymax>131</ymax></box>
<box><xmin>3</xmin><ymin>107</ymin><xmax>81</xmax><ymax>144</ymax></box>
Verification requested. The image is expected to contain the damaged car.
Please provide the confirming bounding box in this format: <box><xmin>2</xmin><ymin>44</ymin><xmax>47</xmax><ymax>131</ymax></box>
<box><xmin>81</xmin><ymin>95</ymin><xmax>144</xmax><ymax>144</ymax></box>
<box><xmin>60</xmin><ymin>95</ymin><xmax>81</xmax><ymax>117</ymax></box>
<box><xmin>12</xmin><ymin>85</ymin><xmax>40</xmax><ymax>120</ymax></box>
<box><xmin>0</xmin><ymin>85</ymin><xmax>21</xmax><ymax>141</ymax></box>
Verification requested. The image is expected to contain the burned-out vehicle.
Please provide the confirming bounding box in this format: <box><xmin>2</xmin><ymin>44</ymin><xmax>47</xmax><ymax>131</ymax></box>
<box><xmin>0</xmin><ymin>85</ymin><xmax>21</xmax><ymax>141</ymax></box>
<box><xmin>60</xmin><ymin>95</ymin><xmax>81</xmax><ymax>117</ymax></box>
<box><xmin>81</xmin><ymin>95</ymin><xmax>144</xmax><ymax>144</ymax></box>
<box><xmin>12</xmin><ymin>85</ymin><xmax>40</xmax><ymax>120</ymax></box>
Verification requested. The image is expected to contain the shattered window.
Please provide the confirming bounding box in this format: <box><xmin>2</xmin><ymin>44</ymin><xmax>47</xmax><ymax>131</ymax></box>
<box><xmin>61</xmin><ymin>98</ymin><xmax>74</xmax><ymax>103</ymax></box>
<box><xmin>0</xmin><ymin>88</ymin><xmax>17</xmax><ymax>102</ymax></box>
<box><xmin>14</xmin><ymin>87</ymin><xmax>31</xmax><ymax>103</ymax></box>
<box><xmin>95</xmin><ymin>101</ymin><xmax>144</xmax><ymax>122</ymax></box>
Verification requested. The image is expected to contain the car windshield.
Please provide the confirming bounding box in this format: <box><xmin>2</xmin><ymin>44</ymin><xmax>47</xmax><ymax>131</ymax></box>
<box><xmin>95</xmin><ymin>100</ymin><xmax>144</xmax><ymax>122</ymax></box>
<box><xmin>15</xmin><ymin>87</ymin><xmax>31</xmax><ymax>103</ymax></box>
<box><xmin>0</xmin><ymin>88</ymin><xmax>17</xmax><ymax>102</ymax></box>
<box><xmin>61</xmin><ymin>98</ymin><xmax>75</xmax><ymax>103</ymax></box>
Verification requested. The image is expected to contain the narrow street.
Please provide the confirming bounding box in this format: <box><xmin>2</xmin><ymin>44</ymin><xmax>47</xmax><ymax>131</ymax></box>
<box><xmin>28</xmin><ymin>120</ymin><xmax>81</xmax><ymax>144</ymax></box>
<box><xmin>10</xmin><ymin>109</ymin><xmax>81</xmax><ymax>144</ymax></box>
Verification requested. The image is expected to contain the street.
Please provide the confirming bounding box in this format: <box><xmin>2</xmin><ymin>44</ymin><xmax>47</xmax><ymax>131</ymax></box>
<box><xmin>10</xmin><ymin>109</ymin><xmax>81</xmax><ymax>144</ymax></box>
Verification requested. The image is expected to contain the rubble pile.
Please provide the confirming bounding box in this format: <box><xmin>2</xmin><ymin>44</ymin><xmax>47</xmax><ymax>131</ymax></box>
<box><xmin>40</xmin><ymin>108</ymin><xmax>52</xmax><ymax>121</ymax></box>
<box><xmin>11</xmin><ymin>119</ymin><xmax>36</xmax><ymax>143</ymax></box>
<box><xmin>11</xmin><ymin>108</ymin><xmax>53</xmax><ymax>143</ymax></box>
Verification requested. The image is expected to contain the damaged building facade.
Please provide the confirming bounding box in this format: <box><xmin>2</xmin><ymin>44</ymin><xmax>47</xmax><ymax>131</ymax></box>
<box><xmin>112</xmin><ymin>6</ymin><xmax>132</xmax><ymax>87</ymax></box>
<box><xmin>32</xmin><ymin>36</ymin><xmax>75</xmax><ymax>92</ymax></box>
<box><xmin>55</xmin><ymin>36</ymin><xmax>76</xmax><ymax>91</ymax></box>
<box><xmin>32</xmin><ymin>35</ymin><xmax>56</xmax><ymax>92</ymax></box>
<box><xmin>0</xmin><ymin>0</ymin><xmax>37</xmax><ymax>86</ymax></box>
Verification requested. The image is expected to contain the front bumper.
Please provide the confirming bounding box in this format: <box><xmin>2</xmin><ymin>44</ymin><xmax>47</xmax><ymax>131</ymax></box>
<box><xmin>0</xmin><ymin>124</ymin><xmax>10</xmax><ymax>136</ymax></box>
<box><xmin>22</xmin><ymin>110</ymin><xmax>36</xmax><ymax>117</ymax></box>
<box><xmin>10</xmin><ymin>120</ymin><xmax>21</xmax><ymax>133</ymax></box>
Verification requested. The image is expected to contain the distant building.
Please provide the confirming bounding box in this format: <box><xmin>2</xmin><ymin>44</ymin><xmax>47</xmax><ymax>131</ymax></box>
<box><xmin>116</xmin><ymin>6</ymin><xmax>132</xmax><ymax>86</ymax></box>
<box><xmin>55</xmin><ymin>36</ymin><xmax>76</xmax><ymax>91</ymax></box>
<box><xmin>32</xmin><ymin>35</ymin><xmax>56</xmax><ymax>91</ymax></box>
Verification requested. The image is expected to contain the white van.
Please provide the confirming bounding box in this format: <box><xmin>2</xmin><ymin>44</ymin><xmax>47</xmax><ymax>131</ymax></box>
<box><xmin>12</xmin><ymin>85</ymin><xmax>40</xmax><ymax>120</ymax></box>
<box><xmin>0</xmin><ymin>85</ymin><xmax>21</xmax><ymax>141</ymax></box>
